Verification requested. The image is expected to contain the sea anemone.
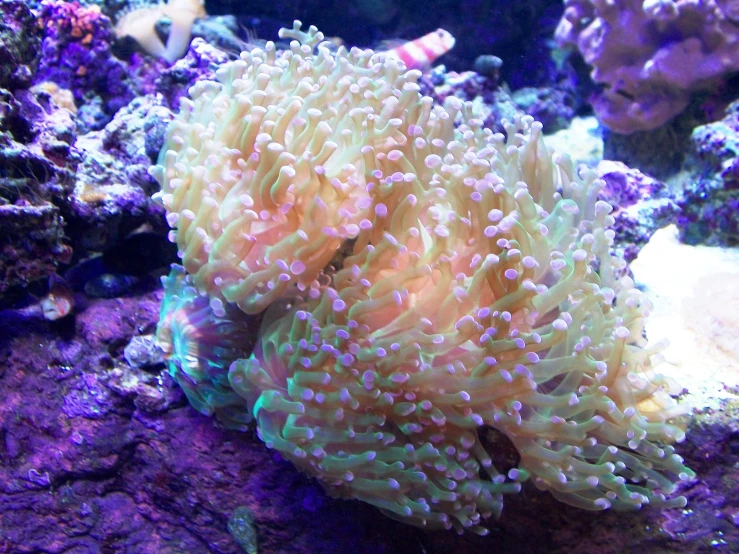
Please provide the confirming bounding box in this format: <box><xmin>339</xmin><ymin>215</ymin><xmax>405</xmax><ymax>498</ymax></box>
<box><xmin>153</xmin><ymin>22</ymin><xmax>693</xmax><ymax>534</ymax></box>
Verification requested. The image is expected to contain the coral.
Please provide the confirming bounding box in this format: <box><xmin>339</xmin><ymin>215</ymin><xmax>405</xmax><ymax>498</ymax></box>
<box><xmin>0</xmin><ymin>287</ymin><xmax>732</xmax><ymax>554</ymax></box>
<box><xmin>543</xmin><ymin>115</ymin><xmax>604</xmax><ymax>167</ymax></box>
<box><xmin>157</xmin><ymin>264</ymin><xmax>259</xmax><ymax>429</ymax></box>
<box><xmin>0</xmin><ymin>202</ymin><xmax>71</xmax><ymax>291</ymax></box>
<box><xmin>596</xmin><ymin>160</ymin><xmax>679</xmax><ymax>261</ymax></box>
<box><xmin>420</xmin><ymin>68</ymin><xmax>576</xmax><ymax>136</ymax></box>
<box><xmin>154</xmin><ymin>23</ymin><xmax>693</xmax><ymax>533</ymax></box>
<box><xmin>556</xmin><ymin>0</ymin><xmax>739</xmax><ymax>134</ymax></box>
<box><xmin>677</xmin><ymin>99</ymin><xmax>739</xmax><ymax>246</ymax></box>
<box><xmin>0</xmin><ymin>85</ymin><xmax>77</xmax><ymax>290</ymax></box>
<box><xmin>65</xmin><ymin>94</ymin><xmax>170</xmax><ymax>254</ymax></box>
<box><xmin>154</xmin><ymin>37</ymin><xmax>230</xmax><ymax>108</ymax></box>
<box><xmin>31</xmin><ymin>81</ymin><xmax>77</xmax><ymax>113</ymax></box>
<box><xmin>419</xmin><ymin>68</ymin><xmax>525</xmax><ymax>135</ymax></box>
<box><xmin>36</xmin><ymin>0</ymin><xmax>136</xmax><ymax>122</ymax></box>
<box><xmin>0</xmin><ymin>0</ymin><xmax>42</xmax><ymax>89</ymax></box>
<box><xmin>511</xmin><ymin>86</ymin><xmax>576</xmax><ymax>134</ymax></box>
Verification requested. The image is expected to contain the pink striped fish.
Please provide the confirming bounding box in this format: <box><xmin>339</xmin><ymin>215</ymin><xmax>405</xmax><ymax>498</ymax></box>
<box><xmin>383</xmin><ymin>29</ymin><xmax>456</xmax><ymax>70</ymax></box>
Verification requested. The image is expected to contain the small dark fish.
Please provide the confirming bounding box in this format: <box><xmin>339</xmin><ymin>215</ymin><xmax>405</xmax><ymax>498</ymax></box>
<box><xmin>84</xmin><ymin>273</ymin><xmax>139</xmax><ymax>298</ymax></box>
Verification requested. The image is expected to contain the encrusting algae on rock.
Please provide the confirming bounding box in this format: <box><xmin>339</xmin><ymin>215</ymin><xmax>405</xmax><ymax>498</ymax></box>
<box><xmin>152</xmin><ymin>22</ymin><xmax>694</xmax><ymax>534</ymax></box>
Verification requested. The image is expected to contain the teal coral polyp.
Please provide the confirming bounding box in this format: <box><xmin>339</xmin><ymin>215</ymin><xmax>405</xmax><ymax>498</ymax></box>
<box><xmin>153</xmin><ymin>22</ymin><xmax>694</xmax><ymax>534</ymax></box>
<box><xmin>158</xmin><ymin>264</ymin><xmax>258</xmax><ymax>429</ymax></box>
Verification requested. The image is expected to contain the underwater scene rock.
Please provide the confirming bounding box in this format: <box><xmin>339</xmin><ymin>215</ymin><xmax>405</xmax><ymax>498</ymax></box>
<box><xmin>0</xmin><ymin>1</ymin><xmax>737</xmax><ymax>553</ymax></box>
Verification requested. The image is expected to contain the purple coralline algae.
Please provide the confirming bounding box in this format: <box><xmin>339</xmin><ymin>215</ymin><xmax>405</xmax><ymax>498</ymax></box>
<box><xmin>419</xmin><ymin>68</ymin><xmax>524</xmax><ymax>134</ymax></box>
<box><xmin>123</xmin><ymin>333</ymin><xmax>164</xmax><ymax>369</ymax></box>
<box><xmin>154</xmin><ymin>38</ymin><xmax>231</xmax><ymax>108</ymax></box>
<box><xmin>0</xmin><ymin>270</ymin><xmax>735</xmax><ymax>552</ymax></box>
<box><xmin>1</xmin><ymin>85</ymin><xmax>77</xmax><ymax>291</ymax></box>
<box><xmin>66</xmin><ymin>94</ymin><xmax>170</xmax><ymax>254</ymax></box>
<box><xmin>678</xmin><ymin>99</ymin><xmax>739</xmax><ymax>246</ymax></box>
<box><xmin>35</xmin><ymin>1</ymin><xmax>137</xmax><ymax>126</ymax></box>
<box><xmin>0</xmin><ymin>84</ymin><xmax>175</xmax><ymax>288</ymax></box>
<box><xmin>556</xmin><ymin>0</ymin><xmax>739</xmax><ymax>134</ymax></box>
<box><xmin>0</xmin><ymin>292</ymin><xmax>431</xmax><ymax>553</ymax></box>
<box><xmin>0</xmin><ymin>202</ymin><xmax>71</xmax><ymax>293</ymax></box>
<box><xmin>420</xmin><ymin>67</ymin><xmax>576</xmax><ymax>135</ymax></box>
<box><xmin>596</xmin><ymin>160</ymin><xmax>679</xmax><ymax>261</ymax></box>
<box><xmin>1</xmin><ymin>5</ymin><xmax>232</xmax><ymax>291</ymax></box>
<box><xmin>510</xmin><ymin>85</ymin><xmax>577</xmax><ymax>134</ymax></box>
<box><xmin>0</xmin><ymin>3</ymin><xmax>737</xmax><ymax>552</ymax></box>
<box><xmin>0</xmin><ymin>1</ymin><xmax>42</xmax><ymax>89</ymax></box>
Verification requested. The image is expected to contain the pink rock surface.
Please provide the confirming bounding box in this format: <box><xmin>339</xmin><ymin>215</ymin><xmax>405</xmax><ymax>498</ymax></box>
<box><xmin>0</xmin><ymin>289</ymin><xmax>735</xmax><ymax>553</ymax></box>
<box><xmin>556</xmin><ymin>0</ymin><xmax>739</xmax><ymax>133</ymax></box>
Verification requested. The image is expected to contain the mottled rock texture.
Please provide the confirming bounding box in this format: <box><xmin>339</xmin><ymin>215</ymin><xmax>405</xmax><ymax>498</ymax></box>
<box><xmin>0</xmin><ymin>288</ymin><xmax>735</xmax><ymax>553</ymax></box>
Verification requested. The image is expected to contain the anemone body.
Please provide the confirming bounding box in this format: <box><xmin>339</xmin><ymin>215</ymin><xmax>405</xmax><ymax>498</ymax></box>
<box><xmin>153</xmin><ymin>22</ymin><xmax>694</xmax><ymax>534</ymax></box>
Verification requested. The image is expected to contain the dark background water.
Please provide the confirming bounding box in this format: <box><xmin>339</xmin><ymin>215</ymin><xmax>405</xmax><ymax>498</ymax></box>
<box><xmin>207</xmin><ymin>0</ymin><xmax>565</xmax><ymax>88</ymax></box>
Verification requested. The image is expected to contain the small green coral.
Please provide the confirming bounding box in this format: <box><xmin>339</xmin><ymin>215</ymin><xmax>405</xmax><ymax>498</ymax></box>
<box><xmin>157</xmin><ymin>264</ymin><xmax>258</xmax><ymax>430</ymax></box>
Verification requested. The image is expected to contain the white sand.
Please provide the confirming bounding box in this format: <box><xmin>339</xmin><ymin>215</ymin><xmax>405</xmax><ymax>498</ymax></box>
<box><xmin>630</xmin><ymin>225</ymin><xmax>739</xmax><ymax>410</ymax></box>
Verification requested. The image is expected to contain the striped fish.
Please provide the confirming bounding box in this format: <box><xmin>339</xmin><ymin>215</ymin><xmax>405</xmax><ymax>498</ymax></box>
<box><xmin>383</xmin><ymin>29</ymin><xmax>456</xmax><ymax>70</ymax></box>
